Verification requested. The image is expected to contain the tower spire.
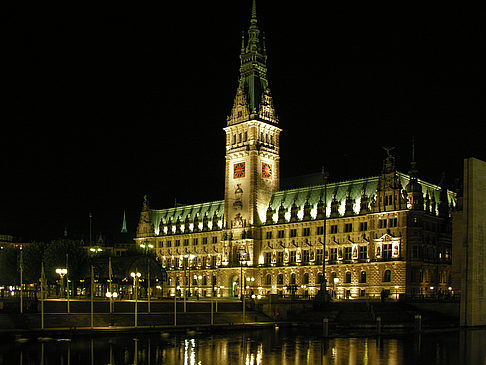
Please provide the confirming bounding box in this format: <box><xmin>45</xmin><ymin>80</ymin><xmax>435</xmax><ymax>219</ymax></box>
<box><xmin>408</xmin><ymin>136</ymin><xmax>419</xmax><ymax>178</ymax></box>
<box><xmin>251</xmin><ymin>0</ymin><xmax>257</xmax><ymax>20</ymax></box>
<box><xmin>121</xmin><ymin>210</ymin><xmax>128</xmax><ymax>233</ymax></box>
<box><xmin>228</xmin><ymin>1</ymin><xmax>277</xmax><ymax>125</ymax></box>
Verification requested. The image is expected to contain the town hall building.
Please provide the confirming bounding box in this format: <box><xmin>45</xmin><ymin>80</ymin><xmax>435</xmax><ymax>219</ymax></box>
<box><xmin>135</xmin><ymin>2</ymin><xmax>455</xmax><ymax>301</ymax></box>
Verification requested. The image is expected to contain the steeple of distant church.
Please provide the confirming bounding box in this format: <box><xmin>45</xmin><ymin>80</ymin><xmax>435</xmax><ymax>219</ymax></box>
<box><xmin>121</xmin><ymin>210</ymin><xmax>128</xmax><ymax>233</ymax></box>
<box><xmin>227</xmin><ymin>0</ymin><xmax>277</xmax><ymax>125</ymax></box>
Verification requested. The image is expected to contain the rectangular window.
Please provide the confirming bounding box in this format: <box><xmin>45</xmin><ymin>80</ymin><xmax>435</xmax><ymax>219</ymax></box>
<box><xmin>330</xmin><ymin>248</ymin><xmax>338</xmax><ymax>261</ymax></box>
<box><xmin>212</xmin><ymin>236</ymin><xmax>217</xmax><ymax>244</ymax></box>
<box><xmin>344</xmin><ymin>223</ymin><xmax>353</xmax><ymax>232</ymax></box>
<box><xmin>212</xmin><ymin>256</ymin><xmax>217</xmax><ymax>267</ymax></box>
<box><xmin>290</xmin><ymin>251</ymin><xmax>296</xmax><ymax>263</ymax></box>
<box><xmin>303</xmin><ymin>250</ymin><xmax>309</xmax><ymax>263</ymax></box>
<box><xmin>383</xmin><ymin>243</ymin><xmax>392</xmax><ymax>260</ymax></box>
<box><xmin>359</xmin><ymin>246</ymin><xmax>367</xmax><ymax>260</ymax></box>
<box><xmin>183</xmin><ymin>239</ymin><xmax>189</xmax><ymax>246</ymax></box>
<box><xmin>344</xmin><ymin>247</ymin><xmax>352</xmax><ymax>261</ymax></box>
<box><xmin>316</xmin><ymin>226</ymin><xmax>324</xmax><ymax>235</ymax></box>
<box><xmin>266</xmin><ymin>231</ymin><xmax>272</xmax><ymax>239</ymax></box>
<box><xmin>167</xmin><ymin>240</ymin><xmax>172</xmax><ymax>248</ymax></box>
<box><xmin>316</xmin><ymin>249</ymin><xmax>323</xmax><ymax>264</ymax></box>
<box><xmin>277</xmin><ymin>251</ymin><xmax>284</xmax><ymax>265</ymax></box>
<box><xmin>359</xmin><ymin>222</ymin><xmax>368</xmax><ymax>231</ymax></box>
<box><xmin>265</xmin><ymin>252</ymin><xmax>272</xmax><ymax>265</ymax></box>
<box><xmin>303</xmin><ymin>227</ymin><xmax>310</xmax><ymax>236</ymax></box>
<box><xmin>330</xmin><ymin>225</ymin><xmax>338</xmax><ymax>234</ymax></box>
<box><xmin>202</xmin><ymin>237</ymin><xmax>208</xmax><ymax>245</ymax></box>
<box><xmin>389</xmin><ymin>218</ymin><xmax>398</xmax><ymax>227</ymax></box>
<box><xmin>379</xmin><ymin>219</ymin><xmax>387</xmax><ymax>229</ymax></box>
<box><xmin>278</xmin><ymin>230</ymin><xmax>285</xmax><ymax>238</ymax></box>
<box><xmin>290</xmin><ymin>229</ymin><xmax>297</xmax><ymax>237</ymax></box>
<box><xmin>175</xmin><ymin>240</ymin><xmax>180</xmax><ymax>247</ymax></box>
<box><xmin>192</xmin><ymin>238</ymin><xmax>198</xmax><ymax>246</ymax></box>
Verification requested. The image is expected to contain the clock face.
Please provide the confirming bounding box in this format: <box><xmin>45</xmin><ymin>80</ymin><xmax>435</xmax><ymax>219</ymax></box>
<box><xmin>262</xmin><ymin>163</ymin><xmax>272</xmax><ymax>179</ymax></box>
<box><xmin>233</xmin><ymin>162</ymin><xmax>245</xmax><ymax>178</ymax></box>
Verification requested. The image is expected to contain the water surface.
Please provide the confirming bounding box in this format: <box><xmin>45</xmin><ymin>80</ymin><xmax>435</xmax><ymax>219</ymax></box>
<box><xmin>1</xmin><ymin>327</ymin><xmax>485</xmax><ymax>364</ymax></box>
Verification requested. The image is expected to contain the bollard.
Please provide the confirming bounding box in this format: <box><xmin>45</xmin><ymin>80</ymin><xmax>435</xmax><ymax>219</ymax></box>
<box><xmin>414</xmin><ymin>314</ymin><xmax>422</xmax><ymax>333</ymax></box>
<box><xmin>323</xmin><ymin>318</ymin><xmax>329</xmax><ymax>337</ymax></box>
<box><xmin>376</xmin><ymin>316</ymin><xmax>382</xmax><ymax>335</ymax></box>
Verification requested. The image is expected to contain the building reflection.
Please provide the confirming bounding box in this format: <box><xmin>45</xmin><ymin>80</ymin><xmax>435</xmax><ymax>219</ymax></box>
<box><xmin>7</xmin><ymin>328</ymin><xmax>486</xmax><ymax>364</ymax></box>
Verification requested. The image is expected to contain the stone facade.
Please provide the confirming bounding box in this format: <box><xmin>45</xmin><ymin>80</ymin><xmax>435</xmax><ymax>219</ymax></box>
<box><xmin>452</xmin><ymin>157</ymin><xmax>486</xmax><ymax>326</ymax></box>
<box><xmin>135</xmin><ymin>3</ymin><xmax>455</xmax><ymax>301</ymax></box>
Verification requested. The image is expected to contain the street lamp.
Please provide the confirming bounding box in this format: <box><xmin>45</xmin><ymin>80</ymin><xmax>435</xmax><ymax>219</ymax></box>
<box><xmin>130</xmin><ymin>271</ymin><xmax>141</xmax><ymax>327</ymax></box>
<box><xmin>183</xmin><ymin>254</ymin><xmax>195</xmax><ymax>310</ymax></box>
<box><xmin>56</xmin><ymin>268</ymin><xmax>68</xmax><ymax>298</ymax></box>
<box><xmin>394</xmin><ymin>285</ymin><xmax>399</xmax><ymax>301</ymax></box>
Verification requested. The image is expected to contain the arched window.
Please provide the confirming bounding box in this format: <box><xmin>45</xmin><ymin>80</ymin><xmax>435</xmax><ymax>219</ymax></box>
<box><xmin>290</xmin><ymin>273</ymin><xmax>296</xmax><ymax>285</ymax></box>
<box><xmin>265</xmin><ymin>274</ymin><xmax>272</xmax><ymax>285</ymax></box>
<box><xmin>277</xmin><ymin>274</ymin><xmax>284</xmax><ymax>285</ymax></box>
<box><xmin>383</xmin><ymin>269</ymin><xmax>391</xmax><ymax>282</ymax></box>
<box><xmin>303</xmin><ymin>272</ymin><xmax>309</xmax><ymax>284</ymax></box>
<box><xmin>345</xmin><ymin>271</ymin><xmax>352</xmax><ymax>283</ymax></box>
<box><xmin>360</xmin><ymin>271</ymin><xmax>367</xmax><ymax>283</ymax></box>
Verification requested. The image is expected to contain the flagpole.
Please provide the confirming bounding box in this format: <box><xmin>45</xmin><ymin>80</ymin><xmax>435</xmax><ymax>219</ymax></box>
<box><xmin>66</xmin><ymin>253</ymin><xmax>70</xmax><ymax>314</ymax></box>
<box><xmin>19</xmin><ymin>245</ymin><xmax>23</xmax><ymax>314</ymax></box>
<box><xmin>109</xmin><ymin>257</ymin><xmax>113</xmax><ymax>313</ymax></box>
<box><xmin>41</xmin><ymin>262</ymin><xmax>45</xmax><ymax>329</ymax></box>
<box><xmin>90</xmin><ymin>265</ymin><xmax>94</xmax><ymax>329</ymax></box>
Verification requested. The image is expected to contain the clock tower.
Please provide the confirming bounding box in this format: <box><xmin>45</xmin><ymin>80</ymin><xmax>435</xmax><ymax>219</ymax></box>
<box><xmin>223</xmin><ymin>1</ymin><xmax>281</xmax><ymax>235</ymax></box>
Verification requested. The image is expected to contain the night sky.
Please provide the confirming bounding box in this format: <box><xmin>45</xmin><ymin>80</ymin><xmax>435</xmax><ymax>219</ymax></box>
<box><xmin>1</xmin><ymin>3</ymin><xmax>485</xmax><ymax>242</ymax></box>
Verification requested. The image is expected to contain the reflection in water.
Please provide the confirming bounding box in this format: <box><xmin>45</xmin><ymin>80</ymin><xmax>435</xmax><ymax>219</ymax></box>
<box><xmin>2</xmin><ymin>327</ymin><xmax>486</xmax><ymax>364</ymax></box>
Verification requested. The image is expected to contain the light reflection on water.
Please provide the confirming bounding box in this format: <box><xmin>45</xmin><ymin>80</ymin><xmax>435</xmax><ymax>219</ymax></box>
<box><xmin>1</xmin><ymin>327</ymin><xmax>485</xmax><ymax>365</ymax></box>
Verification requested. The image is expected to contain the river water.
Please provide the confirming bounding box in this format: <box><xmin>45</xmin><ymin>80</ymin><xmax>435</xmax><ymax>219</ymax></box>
<box><xmin>1</xmin><ymin>327</ymin><xmax>485</xmax><ymax>364</ymax></box>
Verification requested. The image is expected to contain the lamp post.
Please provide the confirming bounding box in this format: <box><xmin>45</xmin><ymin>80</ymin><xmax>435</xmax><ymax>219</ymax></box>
<box><xmin>140</xmin><ymin>242</ymin><xmax>154</xmax><ymax>313</ymax></box>
<box><xmin>394</xmin><ymin>285</ymin><xmax>399</xmax><ymax>301</ymax></box>
<box><xmin>239</xmin><ymin>248</ymin><xmax>247</xmax><ymax>325</ymax></box>
<box><xmin>183</xmin><ymin>254</ymin><xmax>195</xmax><ymax>312</ymax></box>
<box><xmin>131</xmin><ymin>271</ymin><xmax>141</xmax><ymax>327</ymax></box>
<box><xmin>19</xmin><ymin>245</ymin><xmax>23</xmax><ymax>314</ymax></box>
<box><xmin>56</xmin><ymin>268</ymin><xmax>68</xmax><ymax>299</ymax></box>
<box><xmin>66</xmin><ymin>253</ymin><xmax>70</xmax><ymax>313</ymax></box>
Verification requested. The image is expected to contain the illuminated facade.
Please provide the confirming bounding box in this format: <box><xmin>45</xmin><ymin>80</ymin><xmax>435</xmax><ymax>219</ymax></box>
<box><xmin>135</xmin><ymin>3</ymin><xmax>455</xmax><ymax>300</ymax></box>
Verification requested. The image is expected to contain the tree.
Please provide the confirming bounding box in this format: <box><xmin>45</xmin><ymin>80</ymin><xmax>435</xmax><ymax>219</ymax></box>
<box><xmin>0</xmin><ymin>246</ymin><xmax>19</xmax><ymax>286</ymax></box>
<box><xmin>22</xmin><ymin>241</ymin><xmax>48</xmax><ymax>284</ymax></box>
<box><xmin>43</xmin><ymin>239</ymin><xmax>89</xmax><ymax>295</ymax></box>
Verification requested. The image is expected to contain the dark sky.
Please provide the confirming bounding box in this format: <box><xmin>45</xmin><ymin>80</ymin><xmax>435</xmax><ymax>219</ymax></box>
<box><xmin>1</xmin><ymin>3</ymin><xmax>485</xmax><ymax>241</ymax></box>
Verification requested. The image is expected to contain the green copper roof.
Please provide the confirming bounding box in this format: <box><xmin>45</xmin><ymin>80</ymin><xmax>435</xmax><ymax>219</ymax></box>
<box><xmin>268</xmin><ymin>172</ymin><xmax>454</xmax><ymax>221</ymax></box>
<box><xmin>270</xmin><ymin>176</ymin><xmax>379</xmax><ymax>219</ymax></box>
<box><xmin>148</xmin><ymin>174</ymin><xmax>455</xmax><ymax>234</ymax></box>
<box><xmin>151</xmin><ymin>200</ymin><xmax>224</xmax><ymax>235</ymax></box>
